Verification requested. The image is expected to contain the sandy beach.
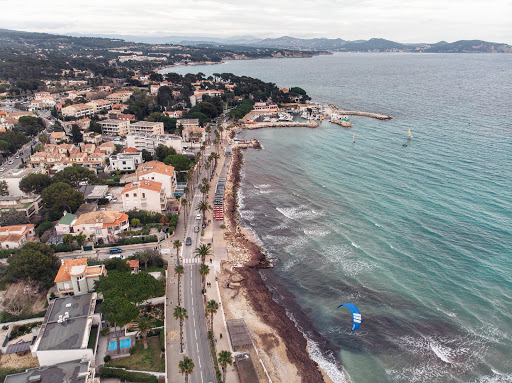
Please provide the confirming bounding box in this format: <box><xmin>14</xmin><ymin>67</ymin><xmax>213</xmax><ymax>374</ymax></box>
<box><xmin>218</xmin><ymin>146</ymin><xmax>333</xmax><ymax>383</ymax></box>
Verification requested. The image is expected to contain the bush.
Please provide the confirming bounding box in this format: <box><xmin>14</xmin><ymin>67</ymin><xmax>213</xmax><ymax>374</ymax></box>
<box><xmin>101</xmin><ymin>327</ymin><xmax>110</xmax><ymax>336</ymax></box>
<box><xmin>51</xmin><ymin>243</ymin><xmax>80</xmax><ymax>253</ymax></box>
<box><xmin>0</xmin><ymin>249</ymin><xmax>14</xmax><ymax>259</ymax></box>
<box><xmin>99</xmin><ymin>367</ymin><xmax>158</xmax><ymax>383</ymax></box>
<box><xmin>104</xmin><ymin>355</ymin><xmax>111</xmax><ymax>363</ymax></box>
<box><xmin>36</xmin><ymin>221</ymin><xmax>54</xmax><ymax>237</ymax></box>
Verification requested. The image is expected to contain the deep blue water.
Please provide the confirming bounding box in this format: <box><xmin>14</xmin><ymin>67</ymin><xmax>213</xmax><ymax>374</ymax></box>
<box><xmin>164</xmin><ymin>53</ymin><xmax>512</xmax><ymax>382</ymax></box>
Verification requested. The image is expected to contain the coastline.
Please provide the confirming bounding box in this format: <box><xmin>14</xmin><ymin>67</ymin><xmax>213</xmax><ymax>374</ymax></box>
<box><xmin>219</xmin><ymin>145</ymin><xmax>337</xmax><ymax>383</ymax></box>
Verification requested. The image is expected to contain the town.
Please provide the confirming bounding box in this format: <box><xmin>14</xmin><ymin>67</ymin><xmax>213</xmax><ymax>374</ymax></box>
<box><xmin>0</xmin><ymin>65</ymin><xmax>312</xmax><ymax>383</ymax></box>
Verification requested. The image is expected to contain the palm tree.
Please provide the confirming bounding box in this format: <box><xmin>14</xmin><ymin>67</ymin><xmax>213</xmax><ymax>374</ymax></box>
<box><xmin>218</xmin><ymin>350</ymin><xmax>233</xmax><ymax>383</ymax></box>
<box><xmin>180</xmin><ymin>198</ymin><xmax>188</xmax><ymax>223</ymax></box>
<box><xmin>196</xmin><ymin>201</ymin><xmax>211</xmax><ymax>222</ymax></box>
<box><xmin>178</xmin><ymin>356</ymin><xmax>195</xmax><ymax>383</ymax></box>
<box><xmin>194</xmin><ymin>243</ymin><xmax>211</xmax><ymax>265</ymax></box>
<box><xmin>199</xmin><ymin>264</ymin><xmax>209</xmax><ymax>291</ymax></box>
<box><xmin>205</xmin><ymin>299</ymin><xmax>219</xmax><ymax>332</ymax></box>
<box><xmin>173</xmin><ymin>240</ymin><xmax>182</xmax><ymax>265</ymax></box>
<box><xmin>136</xmin><ymin>316</ymin><xmax>152</xmax><ymax>349</ymax></box>
<box><xmin>204</xmin><ymin>160</ymin><xmax>211</xmax><ymax>180</ymax></box>
<box><xmin>174</xmin><ymin>264</ymin><xmax>184</xmax><ymax>305</ymax></box>
<box><xmin>173</xmin><ymin>306</ymin><xmax>188</xmax><ymax>353</ymax></box>
<box><xmin>201</xmin><ymin>177</ymin><xmax>208</xmax><ymax>186</ymax></box>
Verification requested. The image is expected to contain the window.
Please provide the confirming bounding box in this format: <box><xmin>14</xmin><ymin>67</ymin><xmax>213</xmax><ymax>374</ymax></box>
<box><xmin>142</xmin><ymin>193</ymin><xmax>146</xmax><ymax>198</ymax></box>
<box><xmin>96</xmin><ymin>229</ymin><xmax>102</xmax><ymax>235</ymax></box>
<box><xmin>126</xmin><ymin>194</ymin><xmax>129</xmax><ymax>197</ymax></box>
<box><xmin>133</xmin><ymin>193</ymin><xmax>137</xmax><ymax>197</ymax></box>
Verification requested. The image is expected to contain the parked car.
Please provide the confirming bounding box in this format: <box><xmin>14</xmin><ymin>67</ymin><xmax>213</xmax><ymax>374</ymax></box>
<box><xmin>109</xmin><ymin>254</ymin><xmax>125</xmax><ymax>259</ymax></box>
<box><xmin>7</xmin><ymin>160</ymin><xmax>13</xmax><ymax>165</ymax></box>
<box><xmin>196</xmin><ymin>214</ymin><xmax>201</xmax><ymax>220</ymax></box>
<box><xmin>109</xmin><ymin>247</ymin><xmax>123</xmax><ymax>254</ymax></box>
<box><xmin>112</xmin><ymin>198</ymin><xmax>118</xmax><ymax>202</ymax></box>
<box><xmin>15</xmin><ymin>155</ymin><xmax>20</xmax><ymax>159</ymax></box>
<box><xmin>185</xmin><ymin>237</ymin><xmax>192</xmax><ymax>246</ymax></box>
<box><xmin>194</xmin><ymin>226</ymin><xmax>200</xmax><ymax>233</ymax></box>
<box><xmin>0</xmin><ymin>168</ymin><xmax>5</xmax><ymax>172</ymax></box>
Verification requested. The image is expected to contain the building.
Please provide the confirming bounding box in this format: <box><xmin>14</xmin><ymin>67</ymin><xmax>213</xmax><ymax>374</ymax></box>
<box><xmin>0</xmin><ymin>224</ymin><xmax>36</xmax><ymax>249</ymax></box>
<box><xmin>71</xmin><ymin>210</ymin><xmax>129</xmax><ymax>243</ymax></box>
<box><xmin>54</xmin><ymin>258</ymin><xmax>107</xmax><ymax>297</ymax></box>
<box><xmin>109</xmin><ymin>152</ymin><xmax>143</xmax><ymax>171</ymax></box>
<box><xmin>106</xmin><ymin>91</ymin><xmax>133</xmax><ymax>103</ymax></box>
<box><xmin>99</xmin><ymin>119</ymin><xmax>130</xmax><ymax>136</ymax></box>
<box><xmin>253</xmin><ymin>102</ymin><xmax>279</xmax><ymax>112</ymax></box>
<box><xmin>31</xmin><ymin>293</ymin><xmax>101</xmax><ymax>367</ymax></box>
<box><xmin>49</xmin><ymin>131</ymin><xmax>67</xmax><ymax>144</ymax></box>
<box><xmin>126</xmin><ymin>133</ymin><xmax>183</xmax><ymax>154</ymax></box>
<box><xmin>96</xmin><ymin>142</ymin><xmax>116</xmax><ymax>155</ymax></box>
<box><xmin>122</xmin><ymin>179</ymin><xmax>167</xmax><ymax>213</ymax></box>
<box><xmin>4</xmin><ymin>360</ymin><xmax>95</xmax><ymax>383</ymax></box>
<box><xmin>79</xmin><ymin>185</ymin><xmax>109</xmax><ymax>201</ymax></box>
<box><xmin>177</xmin><ymin>119</ymin><xmax>200</xmax><ymax>129</ymax></box>
<box><xmin>163</xmin><ymin>110</ymin><xmax>183</xmax><ymax>119</ymax></box>
<box><xmin>85</xmin><ymin>99</ymin><xmax>112</xmax><ymax>113</ymax></box>
<box><xmin>62</xmin><ymin>104</ymin><xmax>95</xmax><ymax>118</ymax></box>
<box><xmin>182</xmin><ymin>126</ymin><xmax>206</xmax><ymax>143</ymax></box>
<box><xmin>136</xmin><ymin>161</ymin><xmax>177</xmax><ymax>198</ymax></box>
<box><xmin>127</xmin><ymin>259</ymin><xmax>139</xmax><ymax>273</ymax></box>
<box><xmin>55</xmin><ymin>211</ymin><xmax>77</xmax><ymax>235</ymax></box>
<box><xmin>0</xmin><ymin>196</ymin><xmax>42</xmax><ymax>220</ymax></box>
<box><xmin>129</xmin><ymin>121</ymin><xmax>164</xmax><ymax>135</ymax></box>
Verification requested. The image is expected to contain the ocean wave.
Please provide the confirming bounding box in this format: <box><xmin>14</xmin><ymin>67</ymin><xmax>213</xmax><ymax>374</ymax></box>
<box><xmin>303</xmin><ymin>228</ymin><xmax>331</xmax><ymax>237</ymax></box>
<box><xmin>476</xmin><ymin>371</ymin><xmax>512</xmax><ymax>383</ymax></box>
<box><xmin>351</xmin><ymin>242</ymin><xmax>360</xmax><ymax>249</ymax></box>
<box><xmin>324</xmin><ymin>245</ymin><xmax>375</xmax><ymax>276</ymax></box>
<box><xmin>240</xmin><ymin>209</ymin><xmax>255</xmax><ymax>221</ymax></box>
<box><xmin>254</xmin><ymin>183</ymin><xmax>271</xmax><ymax>189</ymax></box>
<box><xmin>307</xmin><ymin>338</ymin><xmax>348</xmax><ymax>383</ymax></box>
<box><xmin>276</xmin><ymin>205</ymin><xmax>325</xmax><ymax>220</ymax></box>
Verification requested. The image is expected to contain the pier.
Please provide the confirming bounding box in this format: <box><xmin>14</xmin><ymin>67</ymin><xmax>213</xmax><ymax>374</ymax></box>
<box><xmin>243</xmin><ymin>121</ymin><xmax>319</xmax><ymax>129</ymax></box>
<box><xmin>329</xmin><ymin>104</ymin><xmax>392</xmax><ymax>120</ymax></box>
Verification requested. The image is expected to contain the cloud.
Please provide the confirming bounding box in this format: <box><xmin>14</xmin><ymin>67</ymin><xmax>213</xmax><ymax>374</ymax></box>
<box><xmin>1</xmin><ymin>0</ymin><xmax>511</xmax><ymax>43</ymax></box>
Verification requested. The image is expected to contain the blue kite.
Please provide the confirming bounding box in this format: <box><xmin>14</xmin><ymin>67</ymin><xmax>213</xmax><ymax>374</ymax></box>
<box><xmin>338</xmin><ymin>303</ymin><xmax>362</xmax><ymax>331</ymax></box>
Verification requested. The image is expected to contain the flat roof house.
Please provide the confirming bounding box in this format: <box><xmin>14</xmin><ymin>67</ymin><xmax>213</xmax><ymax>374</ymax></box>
<box><xmin>109</xmin><ymin>152</ymin><xmax>143</xmax><ymax>171</ymax></box>
<box><xmin>31</xmin><ymin>293</ymin><xmax>101</xmax><ymax>367</ymax></box>
<box><xmin>98</xmin><ymin>119</ymin><xmax>130</xmax><ymax>136</ymax></box>
<box><xmin>129</xmin><ymin>121</ymin><xmax>164</xmax><ymax>135</ymax></box>
<box><xmin>54</xmin><ymin>258</ymin><xmax>106</xmax><ymax>297</ymax></box>
<box><xmin>4</xmin><ymin>359</ymin><xmax>95</xmax><ymax>383</ymax></box>
<box><xmin>0</xmin><ymin>195</ymin><xmax>42</xmax><ymax>220</ymax></box>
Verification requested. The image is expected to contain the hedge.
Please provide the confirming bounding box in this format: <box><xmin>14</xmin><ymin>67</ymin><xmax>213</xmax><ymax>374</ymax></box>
<box><xmin>95</xmin><ymin>235</ymin><xmax>159</xmax><ymax>248</ymax></box>
<box><xmin>99</xmin><ymin>367</ymin><xmax>158</xmax><ymax>383</ymax></box>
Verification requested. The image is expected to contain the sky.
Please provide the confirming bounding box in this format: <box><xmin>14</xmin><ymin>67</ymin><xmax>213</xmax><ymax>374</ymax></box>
<box><xmin>0</xmin><ymin>0</ymin><xmax>511</xmax><ymax>44</ymax></box>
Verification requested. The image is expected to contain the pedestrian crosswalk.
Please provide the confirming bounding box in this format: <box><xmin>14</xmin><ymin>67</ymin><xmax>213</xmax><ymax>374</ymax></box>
<box><xmin>182</xmin><ymin>258</ymin><xmax>200</xmax><ymax>265</ymax></box>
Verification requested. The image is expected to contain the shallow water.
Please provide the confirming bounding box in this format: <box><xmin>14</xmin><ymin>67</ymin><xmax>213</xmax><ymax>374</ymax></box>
<box><xmin>166</xmin><ymin>53</ymin><xmax>512</xmax><ymax>382</ymax></box>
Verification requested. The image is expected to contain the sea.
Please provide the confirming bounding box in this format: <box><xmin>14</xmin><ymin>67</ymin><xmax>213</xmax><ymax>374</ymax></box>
<box><xmin>163</xmin><ymin>53</ymin><xmax>512</xmax><ymax>383</ymax></box>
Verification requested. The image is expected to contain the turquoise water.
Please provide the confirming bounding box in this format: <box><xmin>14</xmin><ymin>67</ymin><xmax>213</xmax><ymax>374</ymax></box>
<box><xmin>108</xmin><ymin>338</ymin><xmax>131</xmax><ymax>351</ymax></box>
<box><xmin>165</xmin><ymin>54</ymin><xmax>512</xmax><ymax>382</ymax></box>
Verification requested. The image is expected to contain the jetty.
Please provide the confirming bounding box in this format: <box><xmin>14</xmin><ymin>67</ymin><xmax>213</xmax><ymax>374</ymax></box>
<box><xmin>329</xmin><ymin>104</ymin><xmax>392</xmax><ymax>120</ymax></box>
<box><xmin>243</xmin><ymin>121</ymin><xmax>319</xmax><ymax>129</ymax></box>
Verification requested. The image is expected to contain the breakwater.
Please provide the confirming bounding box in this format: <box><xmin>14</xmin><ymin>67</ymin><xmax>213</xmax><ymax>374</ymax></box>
<box><xmin>243</xmin><ymin>121</ymin><xmax>319</xmax><ymax>129</ymax></box>
<box><xmin>329</xmin><ymin>104</ymin><xmax>392</xmax><ymax>120</ymax></box>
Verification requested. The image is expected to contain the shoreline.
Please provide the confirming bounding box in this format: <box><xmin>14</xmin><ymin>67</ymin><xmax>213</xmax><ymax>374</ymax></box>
<box><xmin>220</xmin><ymin>145</ymin><xmax>337</xmax><ymax>382</ymax></box>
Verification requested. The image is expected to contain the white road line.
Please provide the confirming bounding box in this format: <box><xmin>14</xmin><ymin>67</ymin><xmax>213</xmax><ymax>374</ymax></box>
<box><xmin>199</xmin><ymin>354</ymin><xmax>202</xmax><ymax>368</ymax></box>
<box><xmin>200</xmin><ymin>371</ymin><xmax>204</xmax><ymax>383</ymax></box>
<box><xmin>196</xmin><ymin>343</ymin><xmax>199</xmax><ymax>353</ymax></box>
<box><xmin>194</xmin><ymin>328</ymin><xmax>197</xmax><ymax>338</ymax></box>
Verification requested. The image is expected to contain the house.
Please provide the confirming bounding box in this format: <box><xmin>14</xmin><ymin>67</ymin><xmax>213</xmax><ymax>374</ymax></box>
<box><xmin>0</xmin><ymin>196</ymin><xmax>42</xmax><ymax>220</ymax></box>
<box><xmin>109</xmin><ymin>152</ymin><xmax>143</xmax><ymax>171</ymax></box>
<box><xmin>126</xmin><ymin>133</ymin><xmax>183</xmax><ymax>154</ymax></box>
<box><xmin>163</xmin><ymin>110</ymin><xmax>183</xmax><ymax>119</ymax></box>
<box><xmin>71</xmin><ymin>210</ymin><xmax>129</xmax><ymax>243</ymax></box>
<box><xmin>0</xmin><ymin>224</ymin><xmax>36</xmax><ymax>249</ymax></box>
<box><xmin>106</xmin><ymin>92</ymin><xmax>133</xmax><ymax>103</ymax></box>
<box><xmin>54</xmin><ymin>258</ymin><xmax>107</xmax><ymax>297</ymax></box>
<box><xmin>83</xmin><ymin>132</ymin><xmax>102</xmax><ymax>145</ymax></box>
<box><xmin>182</xmin><ymin>126</ymin><xmax>206</xmax><ymax>143</ymax></box>
<box><xmin>122</xmin><ymin>179</ymin><xmax>167</xmax><ymax>213</ymax></box>
<box><xmin>253</xmin><ymin>102</ymin><xmax>279</xmax><ymax>112</ymax></box>
<box><xmin>129</xmin><ymin>121</ymin><xmax>164</xmax><ymax>135</ymax></box>
<box><xmin>80</xmin><ymin>143</ymin><xmax>96</xmax><ymax>154</ymax></box>
<box><xmin>96</xmin><ymin>142</ymin><xmax>116</xmax><ymax>156</ymax></box>
<box><xmin>70</xmin><ymin>152</ymin><xmax>88</xmax><ymax>165</ymax></box>
<box><xmin>84</xmin><ymin>153</ymin><xmax>105</xmax><ymax>170</ymax></box>
<box><xmin>99</xmin><ymin>119</ymin><xmax>130</xmax><ymax>136</ymax></box>
<box><xmin>4</xmin><ymin>359</ymin><xmax>95</xmax><ymax>383</ymax></box>
<box><xmin>55</xmin><ymin>211</ymin><xmax>77</xmax><ymax>235</ymax></box>
<box><xmin>127</xmin><ymin>259</ymin><xmax>139</xmax><ymax>274</ymax></box>
<box><xmin>49</xmin><ymin>131</ymin><xmax>67</xmax><ymax>144</ymax></box>
<box><xmin>149</xmin><ymin>84</ymin><xmax>160</xmax><ymax>95</ymax></box>
<box><xmin>79</xmin><ymin>185</ymin><xmax>109</xmax><ymax>201</ymax></box>
<box><xmin>136</xmin><ymin>161</ymin><xmax>177</xmax><ymax>198</ymax></box>
<box><xmin>31</xmin><ymin>293</ymin><xmax>101</xmax><ymax>366</ymax></box>
<box><xmin>177</xmin><ymin>118</ymin><xmax>200</xmax><ymax>129</ymax></box>
<box><xmin>85</xmin><ymin>99</ymin><xmax>112</xmax><ymax>113</ymax></box>
<box><xmin>61</xmin><ymin>104</ymin><xmax>95</xmax><ymax>118</ymax></box>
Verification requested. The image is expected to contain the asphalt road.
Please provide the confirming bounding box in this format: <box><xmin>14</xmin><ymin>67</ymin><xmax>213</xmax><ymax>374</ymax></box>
<box><xmin>56</xmin><ymin>242</ymin><xmax>160</xmax><ymax>261</ymax></box>
<box><xmin>181</xmin><ymin>188</ymin><xmax>216</xmax><ymax>383</ymax></box>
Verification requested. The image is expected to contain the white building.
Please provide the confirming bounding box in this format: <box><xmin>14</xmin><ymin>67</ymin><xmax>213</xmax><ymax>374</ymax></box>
<box><xmin>122</xmin><ymin>179</ymin><xmax>167</xmax><ymax>213</ymax></box>
<box><xmin>54</xmin><ymin>258</ymin><xmax>107</xmax><ymax>297</ymax></box>
<box><xmin>99</xmin><ymin>119</ymin><xmax>130</xmax><ymax>136</ymax></box>
<box><xmin>109</xmin><ymin>152</ymin><xmax>143</xmax><ymax>171</ymax></box>
<box><xmin>136</xmin><ymin>161</ymin><xmax>177</xmax><ymax>198</ymax></box>
<box><xmin>0</xmin><ymin>224</ymin><xmax>36</xmax><ymax>249</ymax></box>
<box><xmin>126</xmin><ymin>133</ymin><xmax>183</xmax><ymax>154</ymax></box>
<box><xmin>129</xmin><ymin>121</ymin><xmax>164</xmax><ymax>135</ymax></box>
<box><xmin>62</xmin><ymin>104</ymin><xmax>95</xmax><ymax>118</ymax></box>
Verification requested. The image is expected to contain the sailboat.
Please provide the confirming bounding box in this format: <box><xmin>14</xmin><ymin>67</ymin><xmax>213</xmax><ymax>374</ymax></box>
<box><xmin>352</xmin><ymin>133</ymin><xmax>355</xmax><ymax>143</ymax></box>
<box><xmin>408</xmin><ymin>128</ymin><xmax>412</xmax><ymax>138</ymax></box>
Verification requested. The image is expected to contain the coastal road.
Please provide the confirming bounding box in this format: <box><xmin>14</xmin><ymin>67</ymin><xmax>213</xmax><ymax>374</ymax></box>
<box><xmin>181</xmin><ymin>188</ymin><xmax>216</xmax><ymax>383</ymax></box>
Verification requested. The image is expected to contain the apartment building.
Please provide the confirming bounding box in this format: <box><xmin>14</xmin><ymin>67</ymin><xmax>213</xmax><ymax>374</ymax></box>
<box><xmin>126</xmin><ymin>133</ymin><xmax>183</xmax><ymax>154</ymax></box>
<box><xmin>129</xmin><ymin>121</ymin><xmax>164</xmax><ymax>135</ymax></box>
<box><xmin>99</xmin><ymin>119</ymin><xmax>130</xmax><ymax>136</ymax></box>
<box><xmin>136</xmin><ymin>161</ymin><xmax>177</xmax><ymax>198</ymax></box>
<box><xmin>122</xmin><ymin>179</ymin><xmax>167</xmax><ymax>213</ymax></box>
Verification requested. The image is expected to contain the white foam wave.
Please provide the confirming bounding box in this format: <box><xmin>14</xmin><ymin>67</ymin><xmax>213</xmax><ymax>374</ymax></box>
<box><xmin>429</xmin><ymin>340</ymin><xmax>454</xmax><ymax>364</ymax></box>
<box><xmin>324</xmin><ymin>245</ymin><xmax>374</xmax><ymax>275</ymax></box>
<box><xmin>351</xmin><ymin>242</ymin><xmax>360</xmax><ymax>249</ymax></box>
<box><xmin>254</xmin><ymin>184</ymin><xmax>271</xmax><ymax>189</ymax></box>
<box><xmin>374</xmin><ymin>222</ymin><xmax>382</xmax><ymax>227</ymax></box>
<box><xmin>259</xmin><ymin>189</ymin><xmax>272</xmax><ymax>194</ymax></box>
<box><xmin>240</xmin><ymin>210</ymin><xmax>255</xmax><ymax>221</ymax></box>
<box><xmin>307</xmin><ymin>338</ymin><xmax>348</xmax><ymax>383</ymax></box>
<box><xmin>303</xmin><ymin>228</ymin><xmax>331</xmax><ymax>237</ymax></box>
<box><xmin>276</xmin><ymin>205</ymin><xmax>324</xmax><ymax>220</ymax></box>
<box><xmin>477</xmin><ymin>371</ymin><xmax>512</xmax><ymax>383</ymax></box>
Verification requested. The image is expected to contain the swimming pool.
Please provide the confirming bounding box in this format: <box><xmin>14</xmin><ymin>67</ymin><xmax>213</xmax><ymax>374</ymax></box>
<box><xmin>108</xmin><ymin>338</ymin><xmax>131</xmax><ymax>351</ymax></box>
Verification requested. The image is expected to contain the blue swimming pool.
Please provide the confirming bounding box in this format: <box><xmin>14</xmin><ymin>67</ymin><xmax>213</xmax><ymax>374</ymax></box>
<box><xmin>108</xmin><ymin>338</ymin><xmax>131</xmax><ymax>351</ymax></box>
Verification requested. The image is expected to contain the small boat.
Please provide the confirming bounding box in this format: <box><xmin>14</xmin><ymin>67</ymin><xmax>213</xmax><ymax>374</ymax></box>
<box><xmin>352</xmin><ymin>133</ymin><xmax>355</xmax><ymax>143</ymax></box>
<box><xmin>408</xmin><ymin>129</ymin><xmax>412</xmax><ymax>138</ymax></box>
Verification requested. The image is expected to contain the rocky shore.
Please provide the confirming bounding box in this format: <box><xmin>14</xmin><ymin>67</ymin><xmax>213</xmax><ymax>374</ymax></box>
<box><xmin>219</xmin><ymin>146</ymin><xmax>331</xmax><ymax>383</ymax></box>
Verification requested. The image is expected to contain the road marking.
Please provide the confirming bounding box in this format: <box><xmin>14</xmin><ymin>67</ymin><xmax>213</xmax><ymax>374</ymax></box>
<box><xmin>194</xmin><ymin>328</ymin><xmax>197</xmax><ymax>339</ymax></box>
<box><xmin>196</xmin><ymin>343</ymin><xmax>199</xmax><ymax>353</ymax></box>
<box><xmin>200</xmin><ymin>371</ymin><xmax>204</xmax><ymax>383</ymax></box>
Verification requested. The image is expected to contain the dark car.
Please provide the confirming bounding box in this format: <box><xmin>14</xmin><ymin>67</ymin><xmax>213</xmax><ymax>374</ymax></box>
<box><xmin>109</xmin><ymin>247</ymin><xmax>123</xmax><ymax>254</ymax></box>
<box><xmin>185</xmin><ymin>237</ymin><xmax>192</xmax><ymax>246</ymax></box>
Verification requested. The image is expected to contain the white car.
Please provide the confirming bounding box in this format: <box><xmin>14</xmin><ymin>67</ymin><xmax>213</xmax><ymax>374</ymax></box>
<box><xmin>7</xmin><ymin>161</ymin><xmax>13</xmax><ymax>165</ymax></box>
<box><xmin>0</xmin><ymin>168</ymin><xmax>5</xmax><ymax>172</ymax></box>
<box><xmin>196</xmin><ymin>214</ymin><xmax>201</xmax><ymax>220</ymax></box>
<box><xmin>109</xmin><ymin>254</ymin><xmax>125</xmax><ymax>259</ymax></box>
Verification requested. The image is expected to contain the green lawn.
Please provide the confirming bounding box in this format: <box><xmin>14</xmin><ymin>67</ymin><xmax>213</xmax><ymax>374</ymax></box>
<box><xmin>108</xmin><ymin>336</ymin><xmax>164</xmax><ymax>372</ymax></box>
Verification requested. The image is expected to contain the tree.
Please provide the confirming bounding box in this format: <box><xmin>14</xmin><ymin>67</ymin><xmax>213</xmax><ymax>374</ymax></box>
<box><xmin>196</xmin><ymin>201</ymin><xmax>211</xmax><ymax>222</ymax></box>
<box><xmin>96</xmin><ymin>270</ymin><xmax>164</xmax><ymax>305</ymax></box>
<box><xmin>19</xmin><ymin>173</ymin><xmax>52</xmax><ymax>194</ymax></box>
<box><xmin>131</xmin><ymin>218</ymin><xmax>141</xmax><ymax>227</ymax></box>
<box><xmin>38</xmin><ymin>133</ymin><xmax>48</xmax><ymax>145</ymax></box>
<box><xmin>0</xmin><ymin>181</ymin><xmax>8</xmax><ymax>196</ymax></box>
<box><xmin>174</xmin><ymin>264</ymin><xmax>184</xmax><ymax>306</ymax></box>
<box><xmin>41</xmin><ymin>182</ymin><xmax>84</xmax><ymax>215</ymax></box>
<box><xmin>163</xmin><ymin>154</ymin><xmax>192</xmax><ymax>173</ymax></box>
<box><xmin>136</xmin><ymin>316</ymin><xmax>152</xmax><ymax>349</ymax></box>
<box><xmin>76</xmin><ymin>233</ymin><xmax>86</xmax><ymax>247</ymax></box>
<box><xmin>71</xmin><ymin>124</ymin><xmax>83</xmax><ymax>143</ymax></box>
<box><xmin>7</xmin><ymin>242</ymin><xmax>60</xmax><ymax>288</ymax></box>
<box><xmin>205</xmin><ymin>299</ymin><xmax>219</xmax><ymax>332</ymax></box>
<box><xmin>53</xmin><ymin>165</ymin><xmax>100</xmax><ymax>187</ymax></box>
<box><xmin>0</xmin><ymin>209</ymin><xmax>29</xmax><ymax>226</ymax></box>
<box><xmin>100</xmin><ymin>296</ymin><xmax>139</xmax><ymax>354</ymax></box>
<box><xmin>141</xmin><ymin>149</ymin><xmax>153</xmax><ymax>162</ymax></box>
<box><xmin>218</xmin><ymin>350</ymin><xmax>233</xmax><ymax>383</ymax></box>
<box><xmin>173</xmin><ymin>306</ymin><xmax>188</xmax><ymax>353</ymax></box>
<box><xmin>180</xmin><ymin>198</ymin><xmax>187</xmax><ymax>224</ymax></box>
<box><xmin>17</xmin><ymin>116</ymin><xmax>45</xmax><ymax>137</ymax></box>
<box><xmin>134</xmin><ymin>251</ymin><xmax>151</xmax><ymax>270</ymax></box>
<box><xmin>89</xmin><ymin>120</ymin><xmax>102</xmax><ymax>134</ymax></box>
<box><xmin>155</xmin><ymin>145</ymin><xmax>176</xmax><ymax>162</ymax></box>
<box><xmin>194</xmin><ymin>244</ymin><xmax>211</xmax><ymax>265</ymax></box>
<box><xmin>199</xmin><ymin>264</ymin><xmax>209</xmax><ymax>291</ymax></box>
<box><xmin>173</xmin><ymin>240</ymin><xmax>182</xmax><ymax>263</ymax></box>
<box><xmin>178</xmin><ymin>356</ymin><xmax>195</xmax><ymax>383</ymax></box>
